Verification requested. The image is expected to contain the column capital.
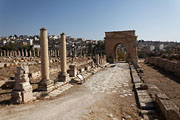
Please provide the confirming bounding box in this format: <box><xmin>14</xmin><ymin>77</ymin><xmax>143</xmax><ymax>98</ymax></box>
<box><xmin>61</xmin><ymin>32</ymin><xmax>65</xmax><ymax>35</ymax></box>
<box><xmin>40</xmin><ymin>27</ymin><xmax>47</xmax><ymax>31</ymax></box>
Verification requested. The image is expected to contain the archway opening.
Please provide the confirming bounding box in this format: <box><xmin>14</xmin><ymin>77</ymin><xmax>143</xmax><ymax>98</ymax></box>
<box><xmin>115</xmin><ymin>44</ymin><xmax>126</xmax><ymax>62</ymax></box>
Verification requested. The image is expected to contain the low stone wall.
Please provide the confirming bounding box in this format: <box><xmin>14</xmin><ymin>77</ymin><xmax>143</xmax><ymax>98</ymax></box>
<box><xmin>145</xmin><ymin>57</ymin><xmax>180</xmax><ymax>78</ymax></box>
<box><xmin>69</xmin><ymin>60</ymin><xmax>94</xmax><ymax>77</ymax></box>
<box><xmin>155</xmin><ymin>93</ymin><xmax>180</xmax><ymax>120</ymax></box>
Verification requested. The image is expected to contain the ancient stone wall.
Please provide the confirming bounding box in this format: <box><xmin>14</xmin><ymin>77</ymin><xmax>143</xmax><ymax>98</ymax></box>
<box><xmin>145</xmin><ymin>57</ymin><xmax>180</xmax><ymax>78</ymax></box>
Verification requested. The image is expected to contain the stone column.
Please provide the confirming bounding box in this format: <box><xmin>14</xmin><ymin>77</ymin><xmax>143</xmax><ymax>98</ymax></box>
<box><xmin>58</xmin><ymin>33</ymin><xmax>69</xmax><ymax>82</ymax></box>
<box><xmin>29</xmin><ymin>50</ymin><xmax>32</xmax><ymax>57</ymax></box>
<box><xmin>38</xmin><ymin>28</ymin><xmax>53</xmax><ymax>91</ymax></box>
<box><xmin>54</xmin><ymin>49</ymin><xmax>57</xmax><ymax>57</ymax></box>
<box><xmin>69</xmin><ymin>64</ymin><xmax>77</xmax><ymax>77</ymax></box>
<box><xmin>37</xmin><ymin>50</ymin><xmax>40</xmax><ymax>57</ymax></box>
<box><xmin>95</xmin><ymin>54</ymin><xmax>99</xmax><ymax>66</ymax></box>
<box><xmin>57</xmin><ymin>50</ymin><xmax>60</xmax><ymax>57</ymax></box>
<box><xmin>25</xmin><ymin>49</ymin><xmax>28</xmax><ymax>57</ymax></box>
<box><xmin>7</xmin><ymin>51</ymin><xmax>9</xmax><ymax>57</ymax></box>
<box><xmin>33</xmin><ymin>50</ymin><xmax>36</xmax><ymax>57</ymax></box>
<box><xmin>15</xmin><ymin>51</ymin><xmax>17</xmax><ymax>57</ymax></box>
<box><xmin>21</xmin><ymin>50</ymin><xmax>24</xmax><ymax>57</ymax></box>
<box><xmin>0</xmin><ymin>51</ymin><xmax>2</xmax><ymax>57</ymax></box>
<box><xmin>18</xmin><ymin>51</ymin><xmax>21</xmax><ymax>57</ymax></box>
<box><xmin>3</xmin><ymin>50</ymin><xmax>6</xmax><ymax>57</ymax></box>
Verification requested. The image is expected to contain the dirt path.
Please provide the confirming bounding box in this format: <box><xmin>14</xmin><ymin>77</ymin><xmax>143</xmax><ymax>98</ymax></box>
<box><xmin>140</xmin><ymin>62</ymin><xmax>180</xmax><ymax>108</ymax></box>
<box><xmin>0</xmin><ymin>63</ymin><xmax>141</xmax><ymax>120</ymax></box>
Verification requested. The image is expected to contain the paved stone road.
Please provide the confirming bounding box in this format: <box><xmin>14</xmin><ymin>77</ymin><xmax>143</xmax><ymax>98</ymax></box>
<box><xmin>0</xmin><ymin>63</ymin><xmax>140</xmax><ymax>120</ymax></box>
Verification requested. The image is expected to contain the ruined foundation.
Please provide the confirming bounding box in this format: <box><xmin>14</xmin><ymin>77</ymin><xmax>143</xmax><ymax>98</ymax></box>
<box><xmin>11</xmin><ymin>66</ymin><xmax>33</xmax><ymax>104</ymax></box>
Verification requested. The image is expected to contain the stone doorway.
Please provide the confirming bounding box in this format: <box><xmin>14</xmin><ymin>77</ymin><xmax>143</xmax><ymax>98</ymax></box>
<box><xmin>105</xmin><ymin>30</ymin><xmax>138</xmax><ymax>64</ymax></box>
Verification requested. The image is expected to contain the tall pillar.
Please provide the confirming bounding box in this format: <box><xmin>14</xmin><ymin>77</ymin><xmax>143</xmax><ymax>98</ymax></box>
<box><xmin>21</xmin><ymin>50</ymin><xmax>24</xmax><ymax>57</ymax></box>
<box><xmin>38</xmin><ymin>28</ymin><xmax>53</xmax><ymax>91</ymax></box>
<box><xmin>58</xmin><ymin>33</ymin><xmax>69</xmax><ymax>82</ymax></box>
<box><xmin>37</xmin><ymin>50</ymin><xmax>40</xmax><ymax>57</ymax></box>
<box><xmin>33</xmin><ymin>50</ymin><xmax>36</xmax><ymax>57</ymax></box>
<box><xmin>57</xmin><ymin>50</ymin><xmax>60</xmax><ymax>57</ymax></box>
<box><xmin>0</xmin><ymin>51</ymin><xmax>2</xmax><ymax>57</ymax></box>
<box><xmin>29</xmin><ymin>50</ymin><xmax>32</xmax><ymax>57</ymax></box>
<box><xmin>96</xmin><ymin>54</ymin><xmax>99</xmax><ymax>66</ymax></box>
<box><xmin>7</xmin><ymin>51</ymin><xmax>9</xmax><ymax>57</ymax></box>
<box><xmin>3</xmin><ymin>50</ymin><xmax>6</xmax><ymax>57</ymax></box>
<box><xmin>54</xmin><ymin>49</ymin><xmax>57</xmax><ymax>57</ymax></box>
<box><xmin>18</xmin><ymin>51</ymin><xmax>21</xmax><ymax>57</ymax></box>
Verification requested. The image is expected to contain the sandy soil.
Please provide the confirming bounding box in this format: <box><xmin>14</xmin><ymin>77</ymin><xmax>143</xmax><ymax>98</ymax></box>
<box><xmin>0</xmin><ymin>63</ymin><xmax>141</xmax><ymax>120</ymax></box>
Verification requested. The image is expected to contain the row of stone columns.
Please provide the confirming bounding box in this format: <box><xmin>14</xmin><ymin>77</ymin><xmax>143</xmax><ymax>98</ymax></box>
<box><xmin>95</xmin><ymin>54</ymin><xmax>107</xmax><ymax>66</ymax></box>
<box><xmin>38</xmin><ymin>28</ymin><xmax>69</xmax><ymax>91</ymax></box>
<box><xmin>11</xmin><ymin>27</ymin><xmax>95</xmax><ymax>103</ymax></box>
<box><xmin>0</xmin><ymin>49</ymin><xmax>62</xmax><ymax>57</ymax></box>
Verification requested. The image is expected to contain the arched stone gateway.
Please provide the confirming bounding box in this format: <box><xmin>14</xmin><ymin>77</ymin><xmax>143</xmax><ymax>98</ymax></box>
<box><xmin>105</xmin><ymin>30</ymin><xmax>138</xmax><ymax>65</ymax></box>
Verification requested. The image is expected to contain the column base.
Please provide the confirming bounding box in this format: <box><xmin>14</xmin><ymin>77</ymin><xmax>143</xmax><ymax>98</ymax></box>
<box><xmin>58</xmin><ymin>72</ymin><xmax>70</xmax><ymax>82</ymax></box>
<box><xmin>38</xmin><ymin>79</ymin><xmax>54</xmax><ymax>91</ymax></box>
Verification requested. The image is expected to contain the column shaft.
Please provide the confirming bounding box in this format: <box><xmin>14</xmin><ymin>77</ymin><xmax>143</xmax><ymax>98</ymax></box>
<box><xmin>61</xmin><ymin>33</ymin><xmax>66</xmax><ymax>74</ymax></box>
<box><xmin>40</xmin><ymin>28</ymin><xmax>49</xmax><ymax>80</ymax></box>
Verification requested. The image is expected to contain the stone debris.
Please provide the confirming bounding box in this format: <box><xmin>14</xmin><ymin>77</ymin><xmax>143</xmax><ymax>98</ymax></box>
<box><xmin>11</xmin><ymin>65</ymin><xmax>34</xmax><ymax>104</ymax></box>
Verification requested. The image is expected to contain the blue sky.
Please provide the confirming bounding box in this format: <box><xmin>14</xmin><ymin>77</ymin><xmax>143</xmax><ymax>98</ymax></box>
<box><xmin>0</xmin><ymin>0</ymin><xmax>180</xmax><ymax>41</ymax></box>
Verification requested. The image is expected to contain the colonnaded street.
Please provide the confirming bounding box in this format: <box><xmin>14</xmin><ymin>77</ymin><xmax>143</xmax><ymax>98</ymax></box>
<box><xmin>0</xmin><ymin>63</ymin><xmax>141</xmax><ymax>120</ymax></box>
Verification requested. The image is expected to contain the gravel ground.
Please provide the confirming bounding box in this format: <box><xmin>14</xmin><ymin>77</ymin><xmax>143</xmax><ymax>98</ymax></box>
<box><xmin>0</xmin><ymin>63</ymin><xmax>141</xmax><ymax>120</ymax></box>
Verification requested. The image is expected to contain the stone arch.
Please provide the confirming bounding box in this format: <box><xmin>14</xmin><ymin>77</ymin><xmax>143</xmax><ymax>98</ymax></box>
<box><xmin>105</xmin><ymin>30</ymin><xmax>138</xmax><ymax>64</ymax></box>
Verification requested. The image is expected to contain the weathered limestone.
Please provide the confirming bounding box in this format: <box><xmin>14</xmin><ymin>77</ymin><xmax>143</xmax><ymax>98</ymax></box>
<box><xmin>69</xmin><ymin>64</ymin><xmax>77</xmax><ymax>77</ymax></box>
<box><xmin>58</xmin><ymin>33</ymin><xmax>69</xmax><ymax>82</ymax></box>
<box><xmin>145</xmin><ymin>57</ymin><xmax>180</xmax><ymax>78</ymax></box>
<box><xmin>38</xmin><ymin>28</ymin><xmax>53</xmax><ymax>91</ymax></box>
<box><xmin>155</xmin><ymin>93</ymin><xmax>180</xmax><ymax>120</ymax></box>
<box><xmin>3</xmin><ymin>50</ymin><xmax>6</xmax><ymax>57</ymax></box>
<box><xmin>105</xmin><ymin>30</ymin><xmax>138</xmax><ymax>65</ymax></box>
<box><xmin>37</xmin><ymin>50</ymin><xmax>40</xmax><ymax>57</ymax></box>
<box><xmin>33</xmin><ymin>50</ymin><xmax>36</xmax><ymax>57</ymax></box>
<box><xmin>21</xmin><ymin>49</ymin><xmax>24</xmax><ymax>57</ymax></box>
<box><xmin>0</xmin><ymin>51</ymin><xmax>2</xmax><ymax>56</ymax></box>
<box><xmin>54</xmin><ymin>49</ymin><xmax>57</xmax><ymax>57</ymax></box>
<box><xmin>11</xmin><ymin>66</ymin><xmax>33</xmax><ymax>104</ymax></box>
<box><xmin>57</xmin><ymin>50</ymin><xmax>60</xmax><ymax>57</ymax></box>
<box><xmin>29</xmin><ymin>50</ymin><xmax>32</xmax><ymax>57</ymax></box>
<box><xmin>95</xmin><ymin>54</ymin><xmax>100</xmax><ymax>66</ymax></box>
<box><xmin>18</xmin><ymin>50</ymin><xmax>21</xmax><ymax>57</ymax></box>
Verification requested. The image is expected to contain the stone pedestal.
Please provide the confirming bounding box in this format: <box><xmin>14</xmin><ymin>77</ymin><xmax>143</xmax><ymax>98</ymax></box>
<box><xmin>69</xmin><ymin>64</ymin><xmax>77</xmax><ymax>77</ymax></box>
<box><xmin>11</xmin><ymin>66</ymin><xmax>33</xmax><ymax>104</ymax></box>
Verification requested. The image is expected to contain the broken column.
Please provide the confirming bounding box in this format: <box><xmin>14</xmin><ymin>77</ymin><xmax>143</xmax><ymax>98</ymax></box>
<box><xmin>69</xmin><ymin>64</ymin><xmax>77</xmax><ymax>77</ymax></box>
<box><xmin>11</xmin><ymin>65</ymin><xmax>33</xmax><ymax>104</ymax></box>
<box><xmin>29</xmin><ymin>50</ymin><xmax>32</xmax><ymax>57</ymax></box>
<box><xmin>25</xmin><ymin>49</ymin><xmax>28</xmax><ymax>57</ymax></box>
<box><xmin>21</xmin><ymin>49</ymin><xmax>24</xmax><ymax>57</ymax></box>
<box><xmin>33</xmin><ymin>50</ymin><xmax>36</xmax><ymax>57</ymax></box>
<box><xmin>95</xmin><ymin>54</ymin><xmax>100</xmax><ymax>66</ymax></box>
<box><xmin>58</xmin><ymin>33</ymin><xmax>69</xmax><ymax>82</ymax></box>
<box><xmin>38</xmin><ymin>28</ymin><xmax>53</xmax><ymax>91</ymax></box>
<box><xmin>0</xmin><ymin>51</ymin><xmax>2</xmax><ymax>57</ymax></box>
<box><xmin>37</xmin><ymin>50</ymin><xmax>40</xmax><ymax>57</ymax></box>
<box><xmin>57</xmin><ymin>50</ymin><xmax>60</xmax><ymax>57</ymax></box>
<box><xmin>3</xmin><ymin>50</ymin><xmax>6</xmax><ymax>57</ymax></box>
